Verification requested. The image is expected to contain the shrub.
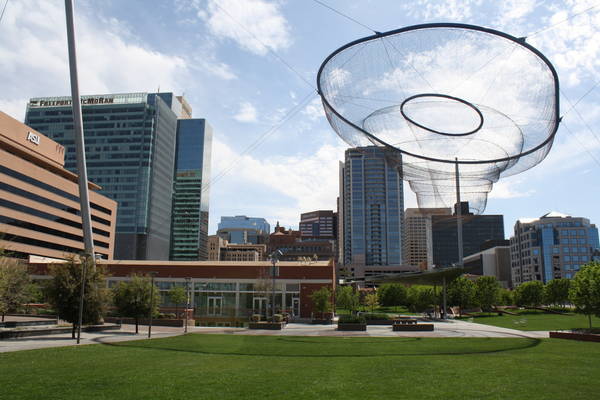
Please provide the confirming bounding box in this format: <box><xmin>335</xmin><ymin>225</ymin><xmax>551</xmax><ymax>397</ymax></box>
<box><xmin>250</xmin><ymin>314</ymin><xmax>261</xmax><ymax>322</ymax></box>
<box><xmin>378</xmin><ymin>284</ymin><xmax>407</xmax><ymax>310</ymax></box>
<box><xmin>272</xmin><ymin>313</ymin><xmax>284</xmax><ymax>323</ymax></box>
<box><xmin>515</xmin><ymin>280</ymin><xmax>544</xmax><ymax>307</ymax></box>
<box><xmin>338</xmin><ymin>314</ymin><xmax>366</xmax><ymax>324</ymax></box>
<box><xmin>407</xmin><ymin>286</ymin><xmax>436</xmax><ymax>313</ymax></box>
<box><xmin>361</xmin><ymin>312</ymin><xmax>391</xmax><ymax>321</ymax></box>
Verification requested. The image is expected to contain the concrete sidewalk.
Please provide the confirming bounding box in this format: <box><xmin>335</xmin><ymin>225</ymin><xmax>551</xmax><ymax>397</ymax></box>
<box><xmin>0</xmin><ymin>319</ymin><xmax>548</xmax><ymax>353</ymax></box>
<box><xmin>189</xmin><ymin>319</ymin><xmax>548</xmax><ymax>339</ymax></box>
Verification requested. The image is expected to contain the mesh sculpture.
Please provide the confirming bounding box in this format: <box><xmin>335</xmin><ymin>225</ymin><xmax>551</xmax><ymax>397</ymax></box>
<box><xmin>317</xmin><ymin>23</ymin><xmax>559</xmax><ymax>214</ymax></box>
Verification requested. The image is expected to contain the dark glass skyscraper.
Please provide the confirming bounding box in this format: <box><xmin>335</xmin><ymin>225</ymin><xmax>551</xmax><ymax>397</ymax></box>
<box><xmin>340</xmin><ymin>147</ymin><xmax>404</xmax><ymax>269</ymax></box>
<box><xmin>25</xmin><ymin>92</ymin><xmax>182</xmax><ymax>260</ymax></box>
<box><xmin>170</xmin><ymin>119</ymin><xmax>212</xmax><ymax>260</ymax></box>
<box><xmin>431</xmin><ymin>202</ymin><xmax>504</xmax><ymax>268</ymax></box>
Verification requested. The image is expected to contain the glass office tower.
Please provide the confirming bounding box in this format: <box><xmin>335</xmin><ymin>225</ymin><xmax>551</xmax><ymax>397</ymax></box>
<box><xmin>217</xmin><ymin>216</ymin><xmax>270</xmax><ymax>245</ymax></box>
<box><xmin>25</xmin><ymin>92</ymin><xmax>180</xmax><ymax>260</ymax></box>
<box><xmin>341</xmin><ymin>146</ymin><xmax>404</xmax><ymax>266</ymax></box>
<box><xmin>170</xmin><ymin>119</ymin><xmax>212</xmax><ymax>260</ymax></box>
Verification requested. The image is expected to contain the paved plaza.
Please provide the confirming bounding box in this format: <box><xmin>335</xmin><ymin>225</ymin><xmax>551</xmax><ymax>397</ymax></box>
<box><xmin>0</xmin><ymin>318</ymin><xmax>550</xmax><ymax>353</ymax></box>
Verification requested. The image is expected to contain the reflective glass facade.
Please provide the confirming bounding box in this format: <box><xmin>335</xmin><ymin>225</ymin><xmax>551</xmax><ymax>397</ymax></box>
<box><xmin>510</xmin><ymin>214</ymin><xmax>600</xmax><ymax>285</ymax></box>
<box><xmin>170</xmin><ymin>119</ymin><xmax>212</xmax><ymax>260</ymax></box>
<box><xmin>25</xmin><ymin>93</ymin><xmax>179</xmax><ymax>260</ymax></box>
<box><xmin>342</xmin><ymin>147</ymin><xmax>404</xmax><ymax>266</ymax></box>
<box><xmin>217</xmin><ymin>216</ymin><xmax>270</xmax><ymax>244</ymax></box>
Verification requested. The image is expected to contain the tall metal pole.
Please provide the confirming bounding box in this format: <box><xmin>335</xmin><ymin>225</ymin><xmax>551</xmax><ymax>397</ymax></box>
<box><xmin>184</xmin><ymin>277</ymin><xmax>191</xmax><ymax>333</ymax></box>
<box><xmin>455</xmin><ymin>158</ymin><xmax>463</xmax><ymax>267</ymax></box>
<box><xmin>271</xmin><ymin>258</ymin><xmax>277</xmax><ymax>321</ymax></box>
<box><xmin>148</xmin><ymin>273</ymin><xmax>156</xmax><ymax>338</ymax></box>
<box><xmin>65</xmin><ymin>0</ymin><xmax>95</xmax><ymax>344</ymax></box>
<box><xmin>442</xmin><ymin>276</ymin><xmax>447</xmax><ymax>320</ymax></box>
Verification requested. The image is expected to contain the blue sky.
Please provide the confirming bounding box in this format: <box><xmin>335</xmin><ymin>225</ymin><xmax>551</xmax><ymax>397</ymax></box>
<box><xmin>1</xmin><ymin>0</ymin><xmax>599</xmax><ymax>237</ymax></box>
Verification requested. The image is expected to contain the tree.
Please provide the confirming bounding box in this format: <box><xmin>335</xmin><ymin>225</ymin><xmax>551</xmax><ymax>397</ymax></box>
<box><xmin>336</xmin><ymin>285</ymin><xmax>360</xmax><ymax>313</ymax></box>
<box><xmin>309</xmin><ymin>286</ymin><xmax>332</xmax><ymax>318</ymax></box>
<box><xmin>514</xmin><ymin>280</ymin><xmax>544</xmax><ymax>308</ymax></box>
<box><xmin>475</xmin><ymin>276</ymin><xmax>500</xmax><ymax>312</ymax></box>
<box><xmin>378</xmin><ymin>283</ymin><xmax>407</xmax><ymax>311</ymax></box>
<box><xmin>113</xmin><ymin>275</ymin><xmax>159</xmax><ymax>334</ymax></box>
<box><xmin>407</xmin><ymin>286</ymin><xmax>436</xmax><ymax>313</ymax></box>
<box><xmin>447</xmin><ymin>276</ymin><xmax>476</xmax><ymax>317</ymax></box>
<box><xmin>569</xmin><ymin>262</ymin><xmax>600</xmax><ymax>330</ymax></box>
<box><xmin>46</xmin><ymin>256</ymin><xmax>110</xmax><ymax>338</ymax></box>
<box><xmin>0</xmin><ymin>256</ymin><xmax>31</xmax><ymax>322</ymax></box>
<box><xmin>363</xmin><ymin>292</ymin><xmax>379</xmax><ymax>312</ymax></box>
<box><xmin>168</xmin><ymin>286</ymin><xmax>187</xmax><ymax>318</ymax></box>
<box><xmin>498</xmin><ymin>288</ymin><xmax>514</xmax><ymax>306</ymax></box>
<box><xmin>544</xmin><ymin>278</ymin><xmax>570</xmax><ymax>309</ymax></box>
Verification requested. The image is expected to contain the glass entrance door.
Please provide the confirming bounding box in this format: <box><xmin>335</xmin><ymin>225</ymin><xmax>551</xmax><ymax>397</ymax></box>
<box><xmin>208</xmin><ymin>296</ymin><xmax>223</xmax><ymax>316</ymax></box>
<box><xmin>253</xmin><ymin>297</ymin><xmax>268</xmax><ymax>317</ymax></box>
<box><xmin>292</xmin><ymin>298</ymin><xmax>300</xmax><ymax>318</ymax></box>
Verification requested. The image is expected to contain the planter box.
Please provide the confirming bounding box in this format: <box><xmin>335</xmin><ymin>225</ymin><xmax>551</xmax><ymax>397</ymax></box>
<box><xmin>549</xmin><ymin>331</ymin><xmax>600</xmax><ymax>342</ymax></box>
<box><xmin>104</xmin><ymin>317</ymin><xmax>194</xmax><ymax>327</ymax></box>
<box><xmin>337</xmin><ymin>323</ymin><xmax>367</xmax><ymax>331</ymax></box>
<box><xmin>366</xmin><ymin>320</ymin><xmax>393</xmax><ymax>326</ymax></box>
<box><xmin>393</xmin><ymin>323</ymin><xmax>434</xmax><ymax>332</ymax></box>
<box><xmin>0</xmin><ymin>324</ymin><xmax>120</xmax><ymax>340</ymax></box>
<box><xmin>248</xmin><ymin>322</ymin><xmax>285</xmax><ymax>330</ymax></box>
<box><xmin>311</xmin><ymin>319</ymin><xmax>333</xmax><ymax>325</ymax></box>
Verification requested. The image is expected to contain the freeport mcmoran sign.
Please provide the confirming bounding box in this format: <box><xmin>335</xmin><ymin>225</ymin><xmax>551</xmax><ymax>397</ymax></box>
<box><xmin>27</xmin><ymin>93</ymin><xmax>148</xmax><ymax>109</ymax></box>
<box><xmin>28</xmin><ymin>97</ymin><xmax>115</xmax><ymax>108</ymax></box>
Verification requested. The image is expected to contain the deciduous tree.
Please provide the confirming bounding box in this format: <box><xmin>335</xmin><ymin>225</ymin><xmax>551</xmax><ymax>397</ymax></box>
<box><xmin>569</xmin><ymin>262</ymin><xmax>600</xmax><ymax>329</ymax></box>
<box><xmin>336</xmin><ymin>285</ymin><xmax>360</xmax><ymax>313</ymax></box>
<box><xmin>447</xmin><ymin>276</ymin><xmax>476</xmax><ymax>317</ymax></box>
<box><xmin>0</xmin><ymin>255</ymin><xmax>31</xmax><ymax>322</ymax></box>
<box><xmin>46</xmin><ymin>256</ymin><xmax>110</xmax><ymax>338</ymax></box>
<box><xmin>544</xmin><ymin>278</ymin><xmax>570</xmax><ymax>309</ymax></box>
<box><xmin>514</xmin><ymin>280</ymin><xmax>544</xmax><ymax>308</ymax></box>
<box><xmin>309</xmin><ymin>286</ymin><xmax>332</xmax><ymax>318</ymax></box>
<box><xmin>168</xmin><ymin>286</ymin><xmax>187</xmax><ymax>318</ymax></box>
<box><xmin>113</xmin><ymin>275</ymin><xmax>159</xmax><ymax>334</ymax></box>
<box><xmin>475</xmin><ymin>276</ymin><xmax>500</xmax><ymax>312</ymax></box>
<box><xmin>378</xmin><ymin>283</ymin><xmax>407</xmax><ymax>311</ymax></box>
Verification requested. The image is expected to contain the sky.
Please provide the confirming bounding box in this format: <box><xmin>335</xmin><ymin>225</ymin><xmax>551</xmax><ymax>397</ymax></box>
<box><xmin>0</xmin><ymin>0</ymin><xmax>599</xmax><ymax>238</ymax></box>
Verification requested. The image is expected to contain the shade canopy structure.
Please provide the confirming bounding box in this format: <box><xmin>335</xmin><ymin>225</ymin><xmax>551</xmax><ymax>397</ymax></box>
<box><xmin>317</xmin><ymin>23</ymin><xmax>560</xmax><ymax>214</ymax></box>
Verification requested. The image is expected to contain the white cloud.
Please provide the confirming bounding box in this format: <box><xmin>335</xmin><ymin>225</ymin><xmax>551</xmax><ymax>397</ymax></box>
<box><xmin>233</xmin><ymin>102</ymin><xmax>258</xmax><ymax>123</ymax></box>
<box><xmin>302</xmin><ymin>97</ymin><xmax>325</xmax><ymax>121</ymax></box>
<box><xmin>201</xmin><ymin>0</ymin><xmax>292</xmax><ymax>56</ymax></box>
<box><xmin>0</xmin><ymin>0</ymin><xmax>189</xmax><ymax>118</ymax></box>
<box><xmin>403</xmin><ymin>0</ymin><xmax>480</xmax><ymax>20</ymax></box>
<box><xmin>489</xmin><ymin>179</ymin><xmax>535</xmax><ymax>199</ymax></box>
<box><xmin>209</xmin><ymin>139</ymin><xmax>345</xmax><ymax>228</ymax></box>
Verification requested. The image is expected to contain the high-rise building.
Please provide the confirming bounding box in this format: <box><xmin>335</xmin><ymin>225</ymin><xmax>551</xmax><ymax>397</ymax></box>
<box><xmin>207</xmin><ymin>235</ymin><xmax>267</xmax><ymax>261</ymax></box>
<box><xmin>24</xmin><ymin>92</ymin><xmax>187</xmax><ymax>260</ymax></box>
<box><xmin>0</xmin><ymin>111</ymin><xmax>117</xmax><ymax>260</ymax></box>
<box><xmin>403</xmin><ymin>208</ymin><xmax>452</xmax><ymax>270</ymax></box>
<box><xmin>431</xmin><ymin>202</ymin><xmax>504</xmax><ymax>268</ymax></box>
<box><xmin>299</xmin><ymin>210</ymin><xmax>336</xmax><ymax>239</ymax></box>
<box><xmin>217</xmin><ymin>216</ymin><xmax>270</xmax><ymax>245</ymax></box>
<box><xmin>463</xmin><ymin>240</ymin><xmax>512</xmax><ymax>288</ymax></box>
<box><xmin>510</xmin><ymin>212</ymin><xmax>600</xmax><ymax>286</ymax></box>
<box><xmin>170</xmin><ymin>119</ymin><xmax>212</xmax><ymax>260</ymax></box>
<box><xmin>339</xmin><ymin>146</ymin><xmax>405</xmax><ymax>278</ymax></box>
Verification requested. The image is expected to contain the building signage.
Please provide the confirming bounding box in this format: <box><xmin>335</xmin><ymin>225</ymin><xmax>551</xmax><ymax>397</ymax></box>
<box><xmin>26</xmin><ymin>131</ymin><xmax>40</xmax><ymax>145</ymax></box>
<box><xmin>28</xmin><ymin>93</ymin><xmax>148</xmax><ymax>109</ymax></box>
<box><xmin>28</xmin><ymin>97</ymin><xmax>115</xmax><ymax>108</ymax></box>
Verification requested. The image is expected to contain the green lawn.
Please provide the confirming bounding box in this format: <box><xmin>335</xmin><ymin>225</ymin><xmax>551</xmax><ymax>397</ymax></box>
<box><xmin>1</xmin><ymin>334</ymin><xmax>599</xmax><ymax>399</ymax></box>
<box><xmin>462</xmin><ymin>309</ymin><xmax>600</xmax><ymax>331</ymax></box>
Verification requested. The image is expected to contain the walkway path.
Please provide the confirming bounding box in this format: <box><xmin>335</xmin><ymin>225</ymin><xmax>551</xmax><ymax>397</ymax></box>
<box><xmin>0</xmin><ymin>319</ymin><xmax>548</xmax><ymax>353</ymax></box>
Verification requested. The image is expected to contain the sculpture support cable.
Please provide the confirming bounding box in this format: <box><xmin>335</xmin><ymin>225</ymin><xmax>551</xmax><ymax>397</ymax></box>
<box><xmin>318</xmin><ymin>23</ymin><xmax>559</xmax><ymax>214</ymax></box>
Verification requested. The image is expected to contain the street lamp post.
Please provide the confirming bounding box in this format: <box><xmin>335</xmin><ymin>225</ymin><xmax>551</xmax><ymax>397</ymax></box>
<box><xmin>270</xmin><ymin>250</ymin><xmax>283</xmax><ymax>321</ymax></box>
<box><xmin>148</xmin><ymin>272</ymin><xmax>157</xmax><ymax>338</ymax></box>
<box><xmin>185</xmin><ymin>277</ymin><xmax>191</xmax><ymax>334</ymax></box>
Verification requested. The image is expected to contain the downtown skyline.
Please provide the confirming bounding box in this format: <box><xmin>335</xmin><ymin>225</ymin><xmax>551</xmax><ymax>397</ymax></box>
<box><xmin>1</xmin><ymin>0</ymin><xmax>599</xmax><ymax>236</ymax></box>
